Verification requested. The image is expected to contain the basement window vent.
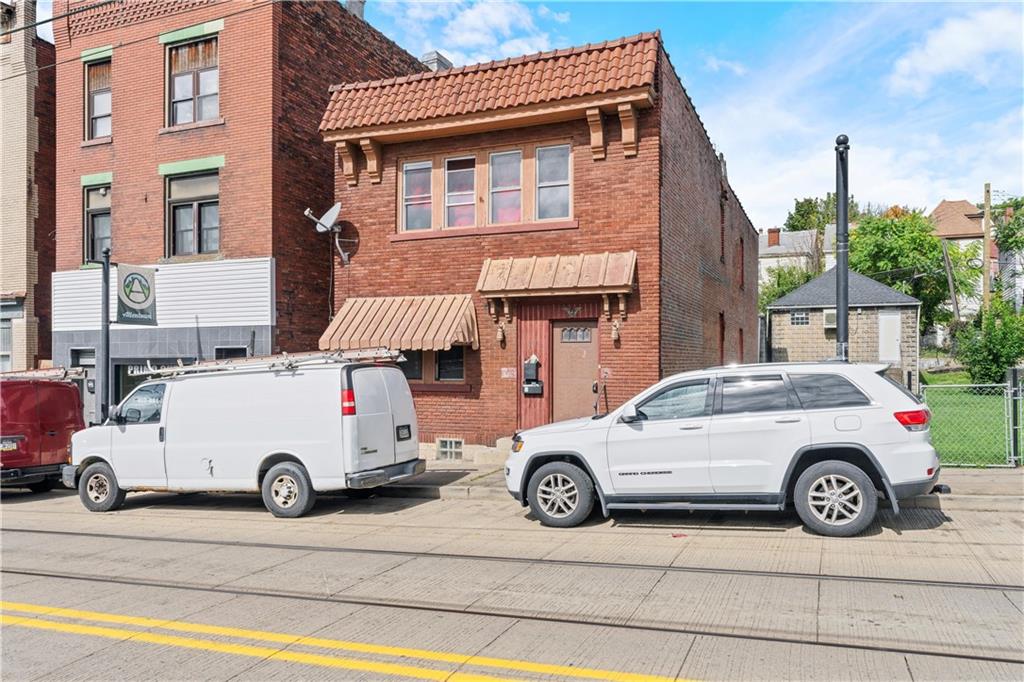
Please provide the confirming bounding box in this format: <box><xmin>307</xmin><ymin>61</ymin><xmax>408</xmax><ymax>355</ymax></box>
<box><xmin>437</xmin><ymin>438</ymin><xmax>464</xmax><ymax>460</ymax></box>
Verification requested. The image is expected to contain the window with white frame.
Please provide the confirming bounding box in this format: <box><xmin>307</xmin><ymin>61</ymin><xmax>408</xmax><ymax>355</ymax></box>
<box><xmin>489</xmin><ymin>150</ymin><xmax>521</xmax><ymax>224</ymax></box>
<box><xmin>0</xmin><ymin>319</ymin><xmax>12</xmax><ymax>372</ymax></box>
<box><xmin>536</xmin><ymin>144</ymin><xmax>570</xmax><ymax>220</ymax></box>
<box><xmin>402</xmin><ymin>161</ymin><xmax>432</xmax><ymax>230</ymax></box>
<box><xmin>790</xmin><ymin>310</ymin><xmax>809</xmax><ymax>326</ymax></box>
<box><xmin>444</xmin><ymin>157</ymin><xmax>475</xmax><ymax>227</ymax></box>
<box><xmin>437</xmin><ymin>438</ymin><xmax>464</xmax><ymax>460</ymax></box>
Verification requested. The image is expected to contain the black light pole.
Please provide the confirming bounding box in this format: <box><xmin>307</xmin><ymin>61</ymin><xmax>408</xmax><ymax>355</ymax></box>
<box><xmin>88</xmin><ymin>248</ymin><xmax>113</xmax><ymax>422</ymax></box>
<box><xmin>835</xmin><ymin>134</ymin><xmax>850</xmax><ymax>361</ymax></box>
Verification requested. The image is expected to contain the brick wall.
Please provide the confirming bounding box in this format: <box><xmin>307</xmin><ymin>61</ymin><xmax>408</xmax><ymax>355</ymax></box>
<box><xmin>656</xmin><ymin>50</ymin><xmax>758</xmax><ymax>374</ymax></box>
<box><xmin>769</xmin><ymin>306</ymin><xmax>920</xmax><ymax>391</ymax></box>
<box><xmin>271</xmin><ymin>2</ymin><xmax>425</xmax><ymax>352</ymax></box>
<box><xmin>33</xmin><ymin>37</ymin><xmax>56</xmax><ymax>365</ymax></box>
<box><xmin>328</xmin><ymin>115</ymin><xmax>663</xmax><ymax>446</ymax></box>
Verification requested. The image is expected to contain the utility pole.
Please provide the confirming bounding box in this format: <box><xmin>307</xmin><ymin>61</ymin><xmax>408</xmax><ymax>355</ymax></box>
<box><xmin>982</xmin><ymin>182</ymin><xmax>992</xmax><ymax>308</ymax></box>
<box><xmin>835</xmin><ymin>134</ymin><xmax>850</xmax><ymax>361</ymax></box>
<box><xmin>941</xmin><ymin>239</ymin><xmax>960</xmax><ymax>323</ymax></box>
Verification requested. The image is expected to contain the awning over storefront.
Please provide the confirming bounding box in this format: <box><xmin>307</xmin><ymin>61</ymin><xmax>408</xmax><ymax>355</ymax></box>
<box><xmin>476</xmin><ymin>251</ymin><xmax>636</xmax><ymax>298</ymax></box>
<box><xmin>318</xmin><ymin>294</ymin><xmax>479</xmax><ymax>352</ymax></box>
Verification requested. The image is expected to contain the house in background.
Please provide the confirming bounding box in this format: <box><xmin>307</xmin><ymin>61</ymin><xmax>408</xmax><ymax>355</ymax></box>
<box><xmin>317</xmin><ymin>32</ymin><xmax>759</xmax><ymax>460</ymax></box>
<box><xmin>0</xmin><ymin>0</ymin><xmax>55</xmax><ymax>371</ymax></box>
<box><xmin>758</xmin><ymin>227</ymin><xmax>819</xmax><ymax>284</ymax></box>
<box><xmin>766</xmin><ymin>268</ymin><xmax>921</xmax><ymax>392</ymax></box>
<box><xmin>929</xmin><ymin>199</ymin><xmax>998</xmax><ymax>318</ymax></box>
<box><xmin>822</xmin><ymin>222</ymin><xmax>860</xmax><ymax>271</ymax></box>
<box><xmin>48</xmin><ymin>0</ymin><xmax>424</xmax><ymax>415</ymax></box>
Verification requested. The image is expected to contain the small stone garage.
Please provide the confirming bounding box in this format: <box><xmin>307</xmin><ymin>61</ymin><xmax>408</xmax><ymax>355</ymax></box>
<box><xmin>766</xmin><ymin>268</ymin><xmax>921</xmax><ymax>391</ymax></box>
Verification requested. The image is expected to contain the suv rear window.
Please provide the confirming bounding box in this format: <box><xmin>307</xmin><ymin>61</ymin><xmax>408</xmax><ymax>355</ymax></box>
<box><xmin>878</xmin><ymin>370</ymin><xmax>922</xmax><ymax>403</ymax></box>
<box><xmin>790</xmin><ymin>374</ymin><xmax>870</xmax><ymax>409</ymax></box>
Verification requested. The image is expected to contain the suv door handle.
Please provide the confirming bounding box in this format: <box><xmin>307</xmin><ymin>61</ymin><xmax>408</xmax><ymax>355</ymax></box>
<box><xmin>158</xmin><ymin>427</ymin><xmax>165</xmax><ymax>442</ymax></box>
<box><xmin>679</xmin><ymin>424</ymin><xmax>704</xmax><ymax>430</ymax></box>
<box><xmin>775</xmin><ymin>417</ymin><xmax>802</xmax><ymax>424</ymax></box>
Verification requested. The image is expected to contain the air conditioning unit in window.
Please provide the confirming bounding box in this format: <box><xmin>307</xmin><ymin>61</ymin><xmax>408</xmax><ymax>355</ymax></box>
<box><xmin>822</xmin><ymin>308</ymin><xmax>837</xmax><ymax>329</ymax></box>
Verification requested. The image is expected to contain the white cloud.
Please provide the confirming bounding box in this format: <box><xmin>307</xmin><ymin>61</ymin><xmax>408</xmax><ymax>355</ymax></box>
<box><xmin>537</xmin><ymin>5</ymin><xmax>570</xmax><ymax>24</ymax></box>
<box><xmin>703</xmin><ymin>56</ymin><xmax>747</xmax><ymax>77</ymax></box>
<box><xmin>888</xmin><ymin>6</ymin><xmax>1024</xmax><ymax>96</ymax></box>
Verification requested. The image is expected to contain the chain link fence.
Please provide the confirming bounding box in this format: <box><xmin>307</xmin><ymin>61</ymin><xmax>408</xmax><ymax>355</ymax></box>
<box><xmin>922</xmin><ymin>384</ymin><xmax>1013</xmax><ymax>467</ymax></box>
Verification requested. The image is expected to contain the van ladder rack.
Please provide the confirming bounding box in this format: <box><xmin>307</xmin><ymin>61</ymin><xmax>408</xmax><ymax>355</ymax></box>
<box><xmin>138</xmin><ymin>348</ymin><xmax>402</xmax><ymax>377</ymax></box>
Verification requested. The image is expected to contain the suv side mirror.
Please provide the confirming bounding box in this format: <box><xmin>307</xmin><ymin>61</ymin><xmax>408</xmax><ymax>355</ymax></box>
<box><xmin>620</xmin><ymin>403</ymin><xmax>641</xmax><ymax>423</ymax></box>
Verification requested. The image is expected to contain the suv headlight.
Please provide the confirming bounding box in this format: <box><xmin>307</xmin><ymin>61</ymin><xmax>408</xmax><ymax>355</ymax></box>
<box><xmin>511</xmin><ymin>436</ymin><xmax>524</xmax><ymax>453</ymax></box>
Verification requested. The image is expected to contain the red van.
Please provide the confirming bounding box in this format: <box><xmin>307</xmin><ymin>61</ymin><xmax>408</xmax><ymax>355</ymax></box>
<box><xmin>1</xmin><ymin>379</ymin><xmax>85</xmax><ymax>492</ymax></box>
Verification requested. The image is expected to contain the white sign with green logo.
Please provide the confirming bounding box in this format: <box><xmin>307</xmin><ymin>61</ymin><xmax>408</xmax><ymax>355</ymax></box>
<box><xmin>117</xmin><ymin>265</ymin><xmax>157</xmax><ymax>325</ymax></box>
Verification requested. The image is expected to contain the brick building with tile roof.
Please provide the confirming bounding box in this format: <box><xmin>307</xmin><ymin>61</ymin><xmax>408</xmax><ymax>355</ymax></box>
<box><xmin>317</xmin><ymin>32</ymin><xmax>759</xmax><ymax>457</ymax></box>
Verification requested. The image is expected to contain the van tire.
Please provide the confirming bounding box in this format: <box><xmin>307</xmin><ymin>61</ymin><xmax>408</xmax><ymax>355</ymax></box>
<box><xmin>78</xmin><ymin>462</ymin><xmax>127</xmax><ymax>512</ymax></box>
<box><xmin>527</xmin><ymin>461</ymin><xmax>595</xmax><ymax>528</ymax></box>
<box><xmin>261</xmin><ymin>462</ymin><xmax>316</xmax><ymax>518</ymax></box>
<box><xmin>794</xmin><ymin>460</ymin><xmax>877</xmax><ymax>537</ymax></box>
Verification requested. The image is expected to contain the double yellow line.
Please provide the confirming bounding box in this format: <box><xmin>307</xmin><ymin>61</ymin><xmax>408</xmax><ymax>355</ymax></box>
<box><xmin>0</xmin><ymin>601</ymin><xmax>685</xmax><ymax>682</ymax></box>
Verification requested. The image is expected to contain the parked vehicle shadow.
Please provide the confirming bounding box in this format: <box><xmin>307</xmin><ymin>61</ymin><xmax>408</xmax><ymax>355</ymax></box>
<box><xmin>0</xmin><ymin>487</ymin><xmax>78</xmax><ymax>504</ymax></box>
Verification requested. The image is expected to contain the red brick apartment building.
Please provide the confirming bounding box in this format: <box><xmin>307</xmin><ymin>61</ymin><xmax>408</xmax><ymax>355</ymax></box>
<box><xmin>49</xmin><ymin>0</ymin><xmax>423</xmax><ymax>417</ymax></box>
<box><xmin>317</xmin><ymin>33</ymin><xmax>759</xmax><ymax>458</ymax></box>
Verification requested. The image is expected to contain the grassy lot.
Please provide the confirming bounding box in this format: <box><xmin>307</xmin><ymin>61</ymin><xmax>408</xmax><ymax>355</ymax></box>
<box><xmin>921</xmin><ymin>369</ymin><xmax>971</xmax><ymax>385</ymax></box>
<box><xmin>923</xmin><ymin>383</ymin><xmax>1008</xmax><ymax>466</ymax></box>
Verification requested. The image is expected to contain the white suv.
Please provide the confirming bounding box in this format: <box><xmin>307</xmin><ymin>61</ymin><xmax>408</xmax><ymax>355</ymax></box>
<box><xmin>505</xmin><ymin>363</ymin><xmax>942</xmax><ymax>537</ymax></box>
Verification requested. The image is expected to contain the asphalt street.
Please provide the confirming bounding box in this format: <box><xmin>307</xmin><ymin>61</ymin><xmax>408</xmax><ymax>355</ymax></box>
<box><xmin>1</xmin><ymin>487</ymin><xmax>1022</xmax><ymax>681</ymax></box>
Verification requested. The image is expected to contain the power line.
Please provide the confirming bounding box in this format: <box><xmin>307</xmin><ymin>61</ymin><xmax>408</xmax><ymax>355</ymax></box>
<box><xmin>0</xmin><ymin>0</ymin><xmax>277</xmax><ymax>84</ymax></box>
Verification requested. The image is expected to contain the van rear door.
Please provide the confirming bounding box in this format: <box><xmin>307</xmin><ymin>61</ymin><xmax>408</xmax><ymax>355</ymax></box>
<box><xmin>381</xmin><ymin>367</ymin><xmax>418</xmax><ymax>464</ymax></box>
<box><xmin>36</xmin><ymin>383</ymin><xmax>83</xmax><ymax>467</ymax></box>
<box><xmin>350</xmin><ymin>367</ymin><xmax>397</xmax><ymax>471</ymax></box>
<box><xmin>0</xmin><ymin>382</ymin><xmax>40</xmax><ymax>470</ymax></box>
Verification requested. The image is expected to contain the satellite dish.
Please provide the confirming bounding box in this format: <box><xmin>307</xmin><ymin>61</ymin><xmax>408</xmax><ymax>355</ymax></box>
<box><xmin>304</xmin><ymin>202</ymin><xmax>342</xmax><ymax>233</ymax></box>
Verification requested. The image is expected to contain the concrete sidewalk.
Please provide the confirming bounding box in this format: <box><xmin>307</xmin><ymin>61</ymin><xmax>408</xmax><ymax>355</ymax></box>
<box><xmin>384</xmin><ymin>460</ymin><xmax>1024</xmax><ymax>511</ymax></box>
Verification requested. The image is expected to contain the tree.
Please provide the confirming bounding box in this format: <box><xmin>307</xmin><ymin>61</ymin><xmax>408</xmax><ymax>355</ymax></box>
<box><xmin>783</xmin><ymin>193</ymin><xmax>861</xmax><ymax>233</ymax></box>
<box><xmin>848</xmin><ymin>211</ymin><xmax>981</xmax><ymax>332</ymax></box>
<box><xmin>759</xmin><ymin>265</ymin><xmax>815</xmax><ymax>313</ymax></box>
<box><xmin>956</xmin><ymin>298</ymin><xmax>1024</xmax><ymax>383</ymax></box>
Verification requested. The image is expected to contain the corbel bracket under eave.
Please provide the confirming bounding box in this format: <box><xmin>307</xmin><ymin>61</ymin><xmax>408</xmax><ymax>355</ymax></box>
<box><xmin>586</xmin><ymin>107</ymin><xmax>605</xmax><ymax>160</ymax></box>
<box><xmin>337</xmin><ymin>141</ymin><xmax>359</xmax><ymax>186</ymax></box>
<box><xmin>602</xmin><ymin>294</ymin><xmax>611</xmax><ymax>320</ymax></box>
<box><xmin>501</xmin><ymin>297</ymin><xmax>512</xmax><ymax>323</ymax></box>
<box><xmin>487</xmin><ymin>299</ymin><xmax>498</xmax><ymax>323</ymax></box>
<box><xmin>618</xmin><ymin>293</ymin><xmax>627</xmax><ymax>320</ymax></box>
<box><xmin>618</xmin><ymin>103</ymin><xmax>638</xmax><ymax>158</ymax></box>
<box><xmin>359</xmin><ymin>138</ymin><xmax>382</xmax><ymax>184</ymax></box>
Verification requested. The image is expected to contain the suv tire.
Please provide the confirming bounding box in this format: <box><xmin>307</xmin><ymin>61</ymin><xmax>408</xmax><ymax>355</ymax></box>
<box><xmin>527</xmin><ymin>461</ymin><xmax>595</xmax><ymax>528</ymax></box>
<box><xmin>262</xmin><ymin>462</ymin><xmax>316</xmax><ymax>518</ymax></box>
<box><xmin>794</xmin><ymin>460</ymin><xmax>877</xmax><ymax>537</ymax></box>
<box><xmin>78</xmin><ymin>462</ymin><xmax>127</xmax><ymax>512</ymax></box>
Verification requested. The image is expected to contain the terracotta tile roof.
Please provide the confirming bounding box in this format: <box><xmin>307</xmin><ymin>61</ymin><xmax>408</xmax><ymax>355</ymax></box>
<box><xmin>477</xmin><ymin>251</ymin><xmax>636</xmax><ymax>297</ymax></box>
<box><xmin>62</xmin><ymin>0</ymin><xmax>221</xmax><ymax>39</ymax></box>
<box><xmin>320</xmin><ymin>32</ymin><xmax>660</xmax><ymax>134</ymax></box>
<box><xmin>930</xmin><ymin>199</ymin><xmax>983</xmax><ymax>238</ymax></box>
<box><xmin>318</xmin><ymin>294</ymin><xmax>479</xmax><ymax>352</ymax></box>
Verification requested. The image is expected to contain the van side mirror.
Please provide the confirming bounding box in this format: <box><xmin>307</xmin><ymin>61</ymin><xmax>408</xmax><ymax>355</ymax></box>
<box><xmin>620</xmin><ymin>403</ymin><xmax>641</xmax><ymax>423</ymax></box>
<box><xmin>123</xmin><ymin>408</ymin><xmax>142</xmax><ymax>424</ymax></box>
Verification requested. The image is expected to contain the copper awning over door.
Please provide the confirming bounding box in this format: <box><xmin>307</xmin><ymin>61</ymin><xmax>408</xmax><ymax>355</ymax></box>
<box><xmin>318</xmin><ymin>294</ymin><xmax>479</xmax><ymax>352</ymax></box>
<box><xmin>476</xmin><ymin>251</ymin><xmax>636</xmax><ymax>298</ymax></box>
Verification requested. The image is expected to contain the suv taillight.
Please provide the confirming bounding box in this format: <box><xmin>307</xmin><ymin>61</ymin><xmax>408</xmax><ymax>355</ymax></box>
<box><xmin>894</xmin><ymin>409</ymin><xmax>930</xmax><ymax>431</ymax></box>
<box><xmin>341</xmin><ymin>388</ymin><xmax>356</xmax><ymax>416</ymax></box>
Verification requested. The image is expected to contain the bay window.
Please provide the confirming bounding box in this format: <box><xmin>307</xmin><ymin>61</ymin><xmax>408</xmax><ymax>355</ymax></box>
<box><xmin>168</xmin><ymin>173</ymin><xmax>219</xmax><ymax>256</ymax></box>
<box><xmin>445</xmin><ymin>157</ymin><xmax>475</xmax><ymax>227</ymax></box>
<box><xmin>402</xmin><ymin>161</ymin><xmax>432</xmax><ymax>230</ymax></box>
<box><xmin>489</xmin><ymin>151</ymin><xmax>522</xmax><ymax>224</ymax></box>
<box><xmin>536</xmin><ymin>144</ymin><xmax>570</xmax><ymax>219</ymax></box>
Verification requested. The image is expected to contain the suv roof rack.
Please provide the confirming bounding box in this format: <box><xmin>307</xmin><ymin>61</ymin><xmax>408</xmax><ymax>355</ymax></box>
<box><xmin>138</xmin><ymin>348</ymin><xmax>402</xmax><ymax>378</ymax></box>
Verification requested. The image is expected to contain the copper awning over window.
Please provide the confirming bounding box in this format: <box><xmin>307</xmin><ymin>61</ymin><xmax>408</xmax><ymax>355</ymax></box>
<box><xmin>318</xmin><ymin>294</ymin><xmax>479</xmax><ymax>352</ymax></box>
<box><xmin>476</xmin><ymin>251</ymin><xmax>636</xmax><ymax>298</ymax></box>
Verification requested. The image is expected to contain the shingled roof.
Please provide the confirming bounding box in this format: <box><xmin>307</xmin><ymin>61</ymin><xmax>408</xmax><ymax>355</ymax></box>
<box><xmin>767</xmin><ymin>268</ymin><xmax>920</xmax><ymax>309</ymax></box>
<box><xmin>930</xmin><ymin>199</ymin><xmax>983</xmax><ymax>239</ymax></box>
<box><xmin>320</xmin><ymin>32</ymin><xmax>660</xmax><ymax>134</ymax></box>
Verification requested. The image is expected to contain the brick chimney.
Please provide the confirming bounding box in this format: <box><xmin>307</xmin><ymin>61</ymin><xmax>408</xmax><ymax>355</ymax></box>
<box><xmin>345</xmin><ymin>0</ymin><xmax>365</xmax><ymax>19</ymax></box>
<box><xmin>767</xmin><ymin>227</ymin><xmax>781</xmax><ymax>247</ymax></box>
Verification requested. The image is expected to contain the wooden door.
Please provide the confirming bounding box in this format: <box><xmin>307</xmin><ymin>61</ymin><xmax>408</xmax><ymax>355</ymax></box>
<box><xmin>551</xmin><ymin>321</ymin><xmax>599</xmax><ymax>422</ymax></box>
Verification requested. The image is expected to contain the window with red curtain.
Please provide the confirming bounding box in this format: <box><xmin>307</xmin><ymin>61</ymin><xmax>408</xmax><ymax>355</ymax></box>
<box><xmin>490</xmin><ymin>151</ymin><xmax>522</xmax><ymax>224</ymax></box>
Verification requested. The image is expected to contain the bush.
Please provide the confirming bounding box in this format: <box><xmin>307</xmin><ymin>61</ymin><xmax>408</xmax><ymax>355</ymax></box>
<box><xmin>955</xmin><ymin>299</ymin><xmax>1024</xmax><ymax>383</ymax></box>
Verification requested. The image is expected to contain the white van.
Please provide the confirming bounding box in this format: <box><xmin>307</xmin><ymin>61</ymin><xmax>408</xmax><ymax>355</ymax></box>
<box><xmin>61</xmin><ymin>351</ymin><xmax>424</xmax><ymax>517</ymax></box>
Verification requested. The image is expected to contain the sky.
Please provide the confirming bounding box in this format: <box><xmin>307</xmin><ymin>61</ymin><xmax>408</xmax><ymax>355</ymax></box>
<box><xmin>35</xmin><ymin>1</ymin><xmax>1024</xmax><ymax>228</ymax></box>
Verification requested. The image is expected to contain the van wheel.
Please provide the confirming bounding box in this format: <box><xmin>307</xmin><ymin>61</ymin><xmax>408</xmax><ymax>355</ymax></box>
<box><xmin>261</xmin><ymin>462</ymin><xmax>316</xmax><ymax>518</ymax></box>
<box><xmin>527</xmin><ymin>462</ymin><xmax>595</xmax><ymax>528</ymax></box>
<box><xmin>78</xmin><ymin>462</ymin><xmax>126</xmax><ymax>512</ymax></box>
<box><xmin>794</xmin><ymin>460</ymin><xmax>877</xmax><ymax>537</ymax></box>
<box><xmin>28</xmin><ymin>479</ymin><xmax>55</xmax><ymax>493</ymax></box>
